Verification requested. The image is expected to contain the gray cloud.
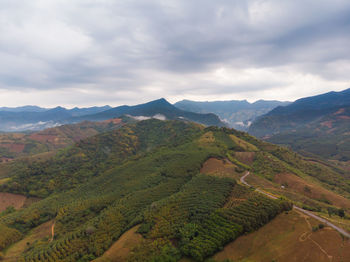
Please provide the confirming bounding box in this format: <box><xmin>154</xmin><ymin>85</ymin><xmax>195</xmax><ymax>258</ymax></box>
<box><xmin>0</xmin><ymin>0</ymin><xmax>349</xmax><ymax>107</ymax></box>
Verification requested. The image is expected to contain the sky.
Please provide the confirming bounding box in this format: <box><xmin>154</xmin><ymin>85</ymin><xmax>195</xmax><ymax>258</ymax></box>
<box><xmin>0</xmin><ymin>0</ymin><xmax>350</xmax><ymax>108</ymax></box>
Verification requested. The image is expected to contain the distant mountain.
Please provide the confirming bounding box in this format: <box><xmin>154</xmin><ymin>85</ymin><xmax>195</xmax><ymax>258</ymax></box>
<box><xmin>1</xmin><ymin>119</ymin><xmax>349</xmax><ymax>261</ymax></box>
<box><xmin>69</xmin><ymin>105</ymin><xmax>111</xmax><ymax>117</ymax></box>
<box><xmin>0</xmin><ymin>100</ymin><xmax>224</xmax><ymax>131</ymax></box>
<box><xmin>249</xmin><ymin>88</ymin><xmax>350</xmax><ymax>161</ymax></box>
<box><xmin>0</xmin><ymin>105</ymin><xmax>48</xmax><ymax>112</ymax></box>
<box><xmin>0</xmin><ymin>119</ymin><xmax>123</xmax><ymax>162</ymax></box>
<box><xmin>78</xmin><ymin>98</ymin><xmax>226</xmax><ymax>127</ymax></box>
<box><xmin>0</xmin><ymin>105</ymin><xmax>111</xmax><ymax>132</ymax></box>
<box><xmin>174</xmin><ymin>99</ymin><xmax>290</xmax><ymax>130</ymax></box>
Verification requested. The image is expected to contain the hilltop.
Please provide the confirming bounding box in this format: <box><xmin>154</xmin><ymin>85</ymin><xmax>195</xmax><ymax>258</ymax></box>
<box><xmin>77</xmin><ymin>98</ymin><xmax>226</xmax><ymax>127</ymax></box>
<box><xmin>0</xmin><ymin>119</ymin><xmax>349</xmax><ymax>261</ymax></box>
<box><xmin>0</xmin><ymin>99</ymin><xmax>225</xmax><ymax>132</ymax></box>
<box><xmin>249</xmin><ymin>88</ymin><xmax>350</xmax><ymax>162</ymax></box>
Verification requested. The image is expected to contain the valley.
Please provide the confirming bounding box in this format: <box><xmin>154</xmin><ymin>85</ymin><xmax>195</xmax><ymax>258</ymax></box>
<box><xmin>0</xmin><ymin>96</ymin><xmax>349</xmax><ymax>261</ymax></box>
<box><xmin>1</xmin><ymin>1</ymin><xmax>349</xmax><ymax>261</ymax></box>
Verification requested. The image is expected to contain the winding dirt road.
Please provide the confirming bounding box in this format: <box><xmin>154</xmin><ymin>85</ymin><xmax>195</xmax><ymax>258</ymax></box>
<box><xmin>240</xmin><ymin>171</ymin><xmax>350</xmax><ymax>238</ymax></box>
<box><xmin>50</xmin><ymin>221</ymin><xmax>55</xmax><ymax>242</ymax></box>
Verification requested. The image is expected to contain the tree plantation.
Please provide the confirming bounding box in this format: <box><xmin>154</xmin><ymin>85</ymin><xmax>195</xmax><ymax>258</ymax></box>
<box><xmin>0</xmin><ymin>119</ymin><xmax>348</xmax><ymax>261</ymax></box>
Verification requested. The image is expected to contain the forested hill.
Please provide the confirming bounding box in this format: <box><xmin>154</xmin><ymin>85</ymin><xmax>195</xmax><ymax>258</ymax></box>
<box><xmin>248</xmin><ymin>88</ymin><xmax>350</xmax><ymax>161</ymax></box>
<box><xmin>0</xmin><ymin>119</ymin><xmax>349</xmax><ymax>261</ymax></box>
<box><xmin>0</xmin><ymin>105</ymin><xmax>111</xmax><ymax>132</ymax></box>
<box><xmin>175</xmin><ymin>99</ymin><xmax>290</xmax><ymax>130</ymax></box>
<box><xmin>0</xmin><ymin>118</ymin><xmax>123</xmax><ymax>163</ymax></box>
<box><xmin>0</xmin><ymin>99</ymin><xmax>225</xmax><ymax>132</ymax></box>
<box><xmin>77</xmin><ymin>98</ymin><xmax>226</xmax><ymax>127</ymax></box>
<box><xmin>249</xmin><ymin>88</ymin><xmax>350</xmax><ymax>137</ymax></box>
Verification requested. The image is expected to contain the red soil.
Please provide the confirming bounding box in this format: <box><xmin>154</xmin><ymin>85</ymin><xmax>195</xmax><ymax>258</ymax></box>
<box><xmin>0</xmin><ymin>143</ymin><xmax>25</xmax><ymax>153</ymax></box>
<box><xmin>103</xmin><ymin>118</ymin><xmax>122</xmax><ymax>124</ymax></box>
<box><xmin>0</xmin><ymin>192</ymin><xmax>27</xmax><ymax>212</ymax></box>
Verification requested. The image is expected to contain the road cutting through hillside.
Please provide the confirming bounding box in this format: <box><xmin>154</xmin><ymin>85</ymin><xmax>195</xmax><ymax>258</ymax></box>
<box><xmin>240</xmin><ymin>171</ymin><xmax>350</xmax><ymax>238</ymax></box>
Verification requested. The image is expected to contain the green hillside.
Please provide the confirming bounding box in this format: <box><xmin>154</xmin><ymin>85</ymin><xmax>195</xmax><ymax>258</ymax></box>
<box><xmin>248</xmin><ymin>89</ymin><xmax>350</xmax><ymax>163</ymax></box>
<box><xmin>0</xmin><ymin>119</ymin><xmax>349</xmax><ymax>261</ymax></box>
<box><xmin>266</xmin><ymin>106</ymin><xmax>350</xmax><ymax>162</ymax></box>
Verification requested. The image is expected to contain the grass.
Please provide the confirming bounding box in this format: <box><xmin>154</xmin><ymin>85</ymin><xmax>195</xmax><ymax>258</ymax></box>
<box><xmin>213</xmin><ymin>210</ymin><xmax>350</xmax><ymax>262</ymax></box>
<box><xmin>229</xmin><ymin>134</ymin><xmax>258</xmax><ymax>152</ymax></box>
<box><xmin>274</xmin><ymin>173</ymin><xmax>350</xmax><ymax>209</ymax></box>
<box><xmin>3</xmin><ymin>220</ymin><xmax>53</xmax><ymax>261</ymax></box>
<box><xmin>245</xmin><ymin>171</ymin><xmax>350</xmax><ymax>212</ymax></box>
<box><xmin>94</xmin><ymin>225</ymin><xmax>143</xmax><ymax>262</ymax></box>
<box><xmin>200</xmin><ymin>158</ymin><xmax>240</xmax><ymax>179</ymax></box>
<box><xmin>0</xmin><ymin>178</ymin><xmax>10</xmax><ymax>185</ymax></box>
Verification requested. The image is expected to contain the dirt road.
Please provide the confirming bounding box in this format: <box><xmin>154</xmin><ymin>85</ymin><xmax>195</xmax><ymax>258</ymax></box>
<box><xmin>240</xmin><ymin>171</ymin><xmax>350</xmax><ymax>238</ymax></box>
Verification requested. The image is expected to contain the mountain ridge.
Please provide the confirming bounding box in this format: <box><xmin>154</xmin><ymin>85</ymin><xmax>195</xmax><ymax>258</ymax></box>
<box><xmin>75</xmin><ymin>98</ymin><xmax>226</xmax><ymax>127</ymax></box>
<box><xmin>174</xmin><ymin>99</ymin><xmax>290</xmax><ymax>130</ymax></box>
<box><xmin>248</xmin><ymin>88</ymin><xmax>350</xmax><ymax>162</ymax></box>
<box><xmin>0</xmin><ymin>119</ymin><xmax>349</xmax><ymax>261</ymax></box>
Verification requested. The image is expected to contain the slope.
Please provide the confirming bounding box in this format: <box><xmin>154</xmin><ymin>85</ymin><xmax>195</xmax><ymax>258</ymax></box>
<box><xmin>0</xmin><ymin>106</ymin><xmax>111</xmax><ymax>132</ymax></box>
<box><xmin>175</xmin><ymin>99</ymin><xmax>290</xmax><ymax>130</ymax></box>
<box><xmin>0</xmin><ymin>119</ymin><xmax>123</xmax><ymax>163</ymax></box>
<box><xmin>0</xmin><ymin>120</ymin><xmax>349</xmax><ymax>261</ymax></box>
<box><xmin>248</xmin><ymin>89</ymin><xmax>350</xmax><ymax>163</ymax></box>
<box><xmin>249</xmin><ymin>88</ymin><xmax>350</xmax><ymax>137</ymax></box>
<box><xmin>78</xmin><ymin>98</ymin><xmax>226</xmax><ymax>127</ymax></box>
<box><xmin>267</xmin><ymin>106</ymin><xmax>350</xmax><ymax>161</ymax></box>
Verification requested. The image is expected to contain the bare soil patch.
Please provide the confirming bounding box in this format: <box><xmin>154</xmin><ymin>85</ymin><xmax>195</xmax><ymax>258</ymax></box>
<box><xmin>103</xmin><ymin>118</ymin><xmax>122</xmax><ymax>124</ymax></box>
<box><xmin>0</xmin><ymin>193</ymin><xmax>27</xmax><ymax>212</ymax></box>
<box><xmin>28</xmin><ymin>133</ymin><xmax>60</xmax><ymax>143</ymax></box>
<box><xmin>0</xmin><ymin>143</ymin><xmax>25</xmax><ymax>153</ymax></box>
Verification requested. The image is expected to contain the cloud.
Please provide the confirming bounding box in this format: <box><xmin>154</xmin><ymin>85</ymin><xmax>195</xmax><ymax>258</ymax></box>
<box><xmin>0</xmin><ymin>0</ymin><xmax>349</xmax><ymax>107</ymax></box>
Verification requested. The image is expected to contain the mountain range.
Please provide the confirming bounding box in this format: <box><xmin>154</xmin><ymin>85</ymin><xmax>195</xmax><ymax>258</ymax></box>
<box><xmin>0</xmin><ymin>118</ymin><xmax>124</xmax><ymax>162</ymax></box>
<box><xmin>174</xmin><ymin>99</ymin><xmax>290</xmax><ymax>130</ymax></box>
<box><xmin>75</xmin><ymin>98</ymin><xmax>226</xmax><ymax>127</ymax></box>
<box><xmin>0</xmin><ymin>106</ymin><xmax>111</xmax><ymax>132</ymax></box>
<box><xmin>0</xmin><ymin>99</ymin><xmax>225</xmax><ymax>132</ymax></box>
<box><xmin>1</xmin><ymin>119</ymin><xmax>349</xmax><ymax>261</ymax></box>
<box><xmin>249</xmin><ymin>88</ymin><xmax>350</xmax><ymax>162</ymax></box>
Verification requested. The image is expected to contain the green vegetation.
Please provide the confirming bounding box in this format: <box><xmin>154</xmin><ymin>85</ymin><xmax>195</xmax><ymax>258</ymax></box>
<box><xmin>0</xmin><ymin>119</ymin><xmax>123</xmax><ymax>162</ymax></box>
<box><xmin>0</xmin><ymin>119</ymin><xmax>346</xmax><ymax>261</ymax></box>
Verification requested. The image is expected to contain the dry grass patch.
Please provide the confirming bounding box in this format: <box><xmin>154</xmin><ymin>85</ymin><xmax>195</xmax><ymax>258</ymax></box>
<box><xmin>274</xmin><ymin>173</ymin><xmax>350</xmax><ymax>209</ymax></box>
<box><xmin>3</xmin><ymin>220</ymin><xmax>53</xmax><ymax>261</ymax></box>
<box><xmin>235</xmin><ymin>152</ymin><xmax>256</xmax><ymax>165</ymax></box>
<box><xmin>214</xmin><ymin>210</ymin><xmax>350</xmax><ymax>262</ymax></box>
<box><xmin>94</xmin><ymin>225</ymin><xmax>143</xmax><ymax>262</ymax></box>
<box><xmin>200</xmin><ymin>158</ymin><xmax>239</xmax><ymax>179</ymax></box>
<box><xmin>229</xmin><ymin>134</ymin><xmax>258</xmax><ymax>151</ymax></box>
<box><xmin>197</xmin><ymin>131</ymin><xmax>215</xmax><ymax>146</ymax></box>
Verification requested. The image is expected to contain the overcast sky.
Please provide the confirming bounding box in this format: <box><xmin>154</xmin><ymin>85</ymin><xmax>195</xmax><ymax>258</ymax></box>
<box><xmin>0</xmin><ymin>0</ymin><xmax>349</xmax><ymax>107</ymax></box>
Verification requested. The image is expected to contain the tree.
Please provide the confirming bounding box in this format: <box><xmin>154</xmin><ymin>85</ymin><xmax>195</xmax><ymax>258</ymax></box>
<box><xmin>338</xmin><ymin>208</ymin><xmax>345</xmax><ymax>218</ymax></box>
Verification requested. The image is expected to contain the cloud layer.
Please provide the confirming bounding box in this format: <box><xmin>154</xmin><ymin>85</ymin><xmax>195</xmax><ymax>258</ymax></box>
<box><xmin>0</xmin><ymin>0</ymin><xmax>349</xmax><ymax>107</ymax></box>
